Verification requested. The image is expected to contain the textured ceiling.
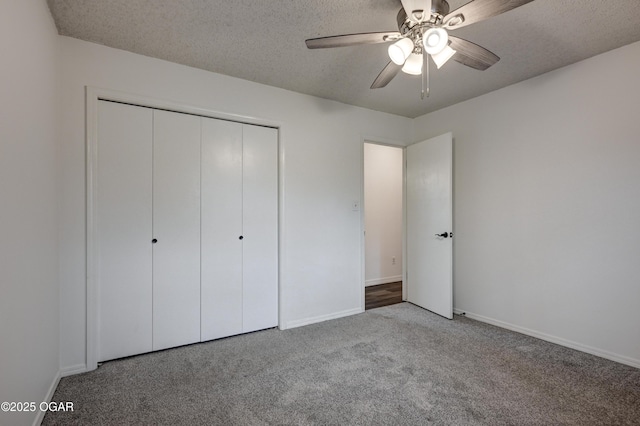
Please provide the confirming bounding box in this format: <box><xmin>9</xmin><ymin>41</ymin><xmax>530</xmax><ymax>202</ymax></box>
<box><xmin>47</xmin><ymin>0</ymin><xmax>640</xmax><ymax>118</ymax></box>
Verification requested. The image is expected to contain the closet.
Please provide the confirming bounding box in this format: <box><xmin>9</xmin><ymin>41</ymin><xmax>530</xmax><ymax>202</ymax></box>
<box><xmin>96</xmin><ymin>100</ymin><xmax>278</xmax><ymax>362</ymax></box>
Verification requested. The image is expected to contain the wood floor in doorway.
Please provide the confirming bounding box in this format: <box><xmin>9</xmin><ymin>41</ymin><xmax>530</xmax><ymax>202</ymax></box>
<box><xmin>365</xmin><ymin>281</ymin><xmax>402</xmax><ymax>310</ymax></box>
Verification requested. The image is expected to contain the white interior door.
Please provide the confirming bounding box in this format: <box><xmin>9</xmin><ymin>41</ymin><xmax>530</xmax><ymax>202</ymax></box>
<box><xmin>201</xmin><ymin>118</ymin><xmax>243</xmax><ymax>341</ymax></box>
<box><xmin>97</xmin><ymin>101</ymin><xmax>153</xmax><ymax>362</ymax></box>
<box><xmin>242</xmin><ymin>125</ymin><xmax>279</xmax><ymax>332</ymax></box>
<box><xmin>152</xmin><ymin>110</ymin><xmax>201</xmax><ymax>350</ymax></box>
<box><xmin>406</xmin><ymin>132</ymin><xmax>453</xmax><ymax>319</ymax></box>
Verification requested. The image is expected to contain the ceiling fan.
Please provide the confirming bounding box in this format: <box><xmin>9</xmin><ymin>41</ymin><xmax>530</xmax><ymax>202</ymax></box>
<box><xmin>305</xmin><ymin>0</ymin><xmax>534</xmax><ymax>98</ymax></box>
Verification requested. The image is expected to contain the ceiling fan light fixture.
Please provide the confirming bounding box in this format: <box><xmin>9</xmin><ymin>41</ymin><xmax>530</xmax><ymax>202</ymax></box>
<box><xmin>306</xmin><ymin>0</ymin><xmax>529</xmax><ymax>95</ymax></box>
<box><xmin>388</xmin><ymin>37</ymin><xmax>415</xmax><ymax>65</ymax></box>
<box><xmin>423</xmin><ymin>28</ymin><xmax>448</xmax><ymax>55</ymax></box>
<box><xmin>402</xmin><ymin>53</ymin><xmax>423</xmax><ymax>75</ymax></box>
<box><xmin>432</xmin><ymin>45</ymin><xmax>456</xmax><ymax>69</ymax></box>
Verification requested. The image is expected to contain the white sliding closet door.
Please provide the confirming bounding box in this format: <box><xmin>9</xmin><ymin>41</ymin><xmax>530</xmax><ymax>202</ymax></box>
<box><xmin>152</xmin><ymin>110</ymin><xmax>201</xmax><ymax>351</ymax></box>
<box><xmin>201</xmin><ymin>118</ymin><xmax>243</xmax><ymax>341</ymax></box>
<box><xmin>97</xmin><ymin>101</ymin><xmax>153</xmax><ymax>362</ymax></box>
<box><xmin>242</xmin><ymin>125</ymin><xmax>278</xmax><ymax>332</ymax></box>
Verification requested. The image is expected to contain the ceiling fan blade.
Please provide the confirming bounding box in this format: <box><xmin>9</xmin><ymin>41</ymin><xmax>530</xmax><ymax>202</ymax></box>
<box><xmin>305</xmin><ymin>32</ymin><xmax>401</xmax><ymax>49</ymax></box>
<box><xmin>443</xmin><ymin>0</ymin><xmax>534</xmax><ymax>30</ymax></box>
<box><xmin>401</xmin><ymin>0</ymin><xmax>432</xmax><ymax>23</ymax></box>
<box><xmin>449</xmin><ymin>36</ymin><xmax>499</xmax><ymax>70</ymax></box>
<box><xmin>371</xmin><ymin>61</ymin><xmax>402</xmax><ymax>89</ymax></box>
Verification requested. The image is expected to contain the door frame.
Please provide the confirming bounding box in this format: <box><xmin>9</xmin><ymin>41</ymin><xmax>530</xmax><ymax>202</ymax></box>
<box><xmin>360</xmin><ymin>136</ymin><xmax>408</xmax><ymax>311</ymax></box>
<box><xmin>360</xmin><ymin>134</ymin><xmax>454</xmax><ymax>314</ymax></box>
<box><xmin>85</xmin><ymin>87</ymin><xmax>283</xmax><ymax>371</ymax></box>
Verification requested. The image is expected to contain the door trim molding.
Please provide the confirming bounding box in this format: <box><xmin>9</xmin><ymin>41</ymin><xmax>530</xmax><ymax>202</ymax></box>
<box><xmin>85</xmin><ymin>86</ymin><xmax>282</xmax><ymax>371</ymax></box>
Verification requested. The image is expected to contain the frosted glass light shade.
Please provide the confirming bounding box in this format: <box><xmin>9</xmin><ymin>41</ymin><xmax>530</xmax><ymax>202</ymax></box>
<box><xmin>402</xmin><ymin>53</ymin><xmax>422</xmax><ymax>75</ymax></box>
<box><xmin>388</xmin><ymin>38</ymin><xmax>415</xmax><ymax>65</ymax></box>
<box><xmin>432</xmin><ymin>45</ymin><xmax>456</xmax><ymax>69</ymax></box>
<box><xmin>423</xmin><ymin>28</ymin><xmax>448</xmax><ymax>55</ymax></box>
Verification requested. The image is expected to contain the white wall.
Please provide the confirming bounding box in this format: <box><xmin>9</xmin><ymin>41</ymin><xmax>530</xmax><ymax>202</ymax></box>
<box><xmin>57</xmin><ymin>37</ymin><xmax>413</xmax><ymax>371</ymax></box>
<box><xmin>364</xmin><ymin>143</ymin><xmax>403</xmax><ymax>286</ymax></box>
<box><xmin>413</xmin><ymin>41</ymin><xmax>640</xmax><ymax>367</ymax></box>
<box><xmin>19</xmin><ymin>1</ymin><xmax>636</xmax><ymax>383</ymax></box>
<box><xmin>0</xmin><ymin>1</ymin><xmax>61</xmax><ymax>425</ymax></box>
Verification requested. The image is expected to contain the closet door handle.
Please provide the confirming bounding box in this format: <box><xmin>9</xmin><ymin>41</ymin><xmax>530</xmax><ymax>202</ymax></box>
<box><xmin>152</xmin><ymin>238</ymin><xmax>158</xmax><ymax>244</ymax></box>
<box><xmin>239</xmin><ymin>236</ymin><xmax>243</xmax><ymax>240</ymax></box>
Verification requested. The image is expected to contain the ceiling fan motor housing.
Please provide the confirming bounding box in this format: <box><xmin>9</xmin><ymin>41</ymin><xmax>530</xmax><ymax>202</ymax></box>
<box><xmin>397</xmin><ymin>0</ymin><xmax>450</xmax><ymax>33</ymax></box>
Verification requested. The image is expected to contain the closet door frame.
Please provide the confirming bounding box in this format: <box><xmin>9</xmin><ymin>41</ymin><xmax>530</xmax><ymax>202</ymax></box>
<box><xmin>86</xmin><ymin>87</ymin><xmax>282</xmax><ymax>372</ymax></box>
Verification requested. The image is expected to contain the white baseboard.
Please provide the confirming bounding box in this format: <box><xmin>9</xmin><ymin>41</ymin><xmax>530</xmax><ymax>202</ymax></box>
<box><xmin>60</xmin><ymin>363</ymin><xmax>87</xmax><ymax>377</ymax></box>
<box><xmin>281</xmin><ymin>307</ymin><xmax>363</xmax><ymax>330</ymax></box>
<box><xmin>453</xmin><ymin>308</ymin><xmax>640</xmax><ymax>369</ymax></box>
<box><xmin>365</xmin><ymin>275</ymin><xmax>402</xmax><ymax>287</ymax></box>
<box><xmin>32</xmin><ymin>369</ymin><xmax>61</xmax><ymax>426</ymax></box>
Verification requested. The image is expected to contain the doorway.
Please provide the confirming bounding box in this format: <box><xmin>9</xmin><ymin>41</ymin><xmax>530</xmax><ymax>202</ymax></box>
<box><xmin>363</xmin><ymin>134</ymin><xmax>453</xmax><ymax>317</ymax></box>
<box><xmin>363</xmin><ymin>142</ymin><xmax>404</xmax><ymax>310</ymax></box>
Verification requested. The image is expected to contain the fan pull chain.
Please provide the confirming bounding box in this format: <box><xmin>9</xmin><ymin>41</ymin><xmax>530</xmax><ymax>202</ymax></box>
<box><xmin>421</xmin><ymin>52</ymin><xmax>430</xmax><ymax>99</ymax></box>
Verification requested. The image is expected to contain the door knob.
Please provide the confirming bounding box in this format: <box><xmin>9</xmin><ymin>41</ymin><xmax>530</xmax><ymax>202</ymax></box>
<box><xmin>152</xmin><ymin>238</ymin><xmax>157</xmax><ymax>243</ymax></box>
<box><xmin>239</xmin><ymin>236</ymin><xmax>243</xmax><ymax>240</ymax></box>
<box><xmin>435</xmin><ymin>232</ymin><xmax>449</xmax><ymax>238</ymax></box>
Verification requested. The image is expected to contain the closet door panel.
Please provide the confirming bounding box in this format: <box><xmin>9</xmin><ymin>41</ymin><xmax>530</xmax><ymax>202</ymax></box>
<box><xmin>242</xmin><ymin>125</ymin><xmax>278</xmax><ymax>332</ymax></box>
<box><xmin>97</xmin><ymin>101</ymin><xmax>153</xmax><ymax>361</ymax></box>
<box><xmin>152</xmin><ymin>110</ymin><xmax>201</xmax><ymax>351</ymax></box>
<box><xmin>200</xmin><ymin>118</ymin><xmax>243</xmax><ymax>341</ymax></box>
